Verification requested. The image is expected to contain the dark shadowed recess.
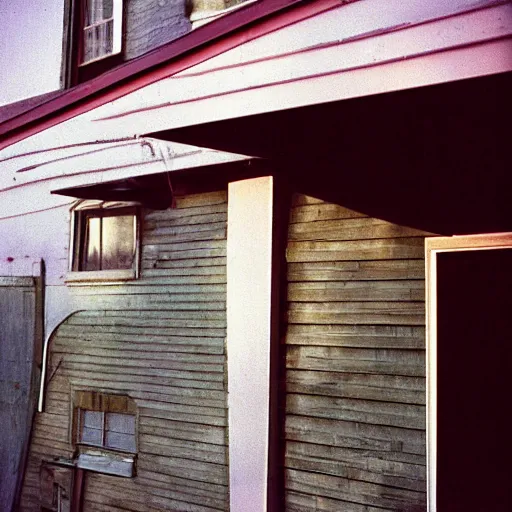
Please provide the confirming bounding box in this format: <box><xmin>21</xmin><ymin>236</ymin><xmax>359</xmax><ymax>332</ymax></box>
<box><xmin>53</xmin><ymin>159</ymin><xmax>269</xmax><ymax>208</ymax></box>
<box><xmin>150</xmin><ymin>72</ymin><xmax>512</xmax><ymax>235</ymax></box>
<box><xmin>437</xmin><ymin>248</ymin><xmax>512</xmax><ymax>512</ymax></box>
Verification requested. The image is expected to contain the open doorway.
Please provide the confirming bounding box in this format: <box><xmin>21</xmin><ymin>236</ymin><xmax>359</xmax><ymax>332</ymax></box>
<box><xmin>426</xmin><ymin>234</ymin><xmax>512</xmax><ymax>511</ymax></box>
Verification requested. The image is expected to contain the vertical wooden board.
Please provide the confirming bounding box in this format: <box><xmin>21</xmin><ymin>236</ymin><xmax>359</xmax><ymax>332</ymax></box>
<box><xmin>0</xmin><ymin>279</ymin><xmax>40</xmax><ymax>512</ymax></box>
<box><xmin>284</xmin><ymin>194</ymin><xmax>429</xmax><ymax>510</ymax></box>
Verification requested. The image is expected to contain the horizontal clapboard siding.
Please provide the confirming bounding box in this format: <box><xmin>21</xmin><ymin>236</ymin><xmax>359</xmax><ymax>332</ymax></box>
<box><xmin>284</xmin><ymin>194</ymin><xmax>430</xmax><ymax>511</ymax></box>
<box><xmin>20</xmin><ymin>191</ymin><xmax>229</xmax><ymax>512</ymax></box>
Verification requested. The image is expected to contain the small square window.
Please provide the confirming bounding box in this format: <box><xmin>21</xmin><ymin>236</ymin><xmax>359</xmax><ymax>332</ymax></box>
<box><xmin>79</xmin><ymin>209</ymin><xmax>135</xmax><ymax>271</ymax></box>
<box><xmin>68</xmin><ymin>202</ymin><xmax>139</xmax><ymax>283</ymax></box>
<box><xmin>72</xmin><ymin>391</ymin><xmax>137</xmax><ymax>477</ymax></box>
<box><xmin>78</xmin><ymin>410</ymin><xmax>136</xmax><ymax>453</ymax></box>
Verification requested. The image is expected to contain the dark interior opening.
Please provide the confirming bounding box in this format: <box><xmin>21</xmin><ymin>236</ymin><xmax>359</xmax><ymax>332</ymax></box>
<box><xmin>436</xmin><ymin>248</ymin><xmax>512</xmax><ymax>511</ymax></box>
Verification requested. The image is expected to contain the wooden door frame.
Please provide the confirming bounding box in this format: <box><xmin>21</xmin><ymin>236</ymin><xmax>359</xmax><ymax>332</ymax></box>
<box><xmin>425</xmin><ymin>233</ymin><xmax>512</xmax><ymax>512</ymax></box>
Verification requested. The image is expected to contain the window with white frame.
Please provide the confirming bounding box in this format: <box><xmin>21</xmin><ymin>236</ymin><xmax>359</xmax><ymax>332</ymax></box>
<box><xmin>81</xmin><ymin>0</ymin><xmax>123</xmax><ymax>65</ymax></box>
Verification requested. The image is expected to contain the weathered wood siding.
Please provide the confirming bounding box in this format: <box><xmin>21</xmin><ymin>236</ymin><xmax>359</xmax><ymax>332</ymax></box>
<box><xmin>284</xmin><ymin>194</ymin><xmax>429</xmax><ymax>511</ymax></box>
<box><xmin>20</xmin><ymin>191</ymin><xmax>229</xmax><ymax>512</ymax></box>
<box><xmin>124</xmin><ymin>0</ymin><xmax>191</xmax><ymax>60</ymax></box>
<box><xmin>124</xmin><ymin>0</ymin><xmax>252</xmax><ymax>60</ymax></box>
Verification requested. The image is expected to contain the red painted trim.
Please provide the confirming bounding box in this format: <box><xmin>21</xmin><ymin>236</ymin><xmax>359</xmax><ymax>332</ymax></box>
<box><xmin>0</xmin><ymin>0</ymin><xmax>342</xmax><ymax>151</ymax></box>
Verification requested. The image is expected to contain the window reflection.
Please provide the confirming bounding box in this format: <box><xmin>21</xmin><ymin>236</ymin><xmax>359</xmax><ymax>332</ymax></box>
<box><xmin>79</xmin><ymin>209</ymin><xmax>136</xmax><ymax>271</ymax></box>
<box><xmin>83</xmin><ymin>0</ymin><xmax>115</xmax><ymax>63</ymax></box>
<box><xmin>102</xmin><ymin>215</ymin><xmax>134</xmax><ymax>270</ymax></box>
<box><xmin>84</xmin><ymin>216</ymin><xmax>101</xmax><ymax>271</ymax></box>
<box><xmin>85</xmin><ymin>0</ymin><xmax>114</xmax><ymax>26</ymax></box>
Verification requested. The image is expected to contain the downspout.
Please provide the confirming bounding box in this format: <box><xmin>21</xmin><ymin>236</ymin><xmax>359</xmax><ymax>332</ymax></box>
<box><xmin>37</xmin><ymin>311</ymin><xmax>82</xmax><ymax>413</ymax></box>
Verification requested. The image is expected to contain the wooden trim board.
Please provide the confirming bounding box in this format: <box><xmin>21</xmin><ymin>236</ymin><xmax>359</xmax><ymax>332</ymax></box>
<box><xmin>425</xmin><ymin>233</ymin><xmax>512</xmax><ymax>512</ymax></box>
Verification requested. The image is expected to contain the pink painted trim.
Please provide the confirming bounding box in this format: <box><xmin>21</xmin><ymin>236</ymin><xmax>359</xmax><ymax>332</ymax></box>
<box><xmin>16</xmin><ymin>141</ymin><xmax>141</xmax><ymax>173</ymax></box>
<box><xmin>0</xmin><ymin>159</ymin><xmax>158</xmax><ymax>194</ymax></box>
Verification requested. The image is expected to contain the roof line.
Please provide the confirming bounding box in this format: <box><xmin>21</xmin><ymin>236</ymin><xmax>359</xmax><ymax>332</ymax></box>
<box><xmin>0</xmin><ymin>0</ymin><xmax>340</xmax><ymax>152</ymax></box>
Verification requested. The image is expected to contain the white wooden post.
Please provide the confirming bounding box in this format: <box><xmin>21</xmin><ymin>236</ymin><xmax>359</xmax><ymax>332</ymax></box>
<box><xmin>227</xmin><ymin>176</ymin><xmax>274</xmax><ymax>512</ymax></box>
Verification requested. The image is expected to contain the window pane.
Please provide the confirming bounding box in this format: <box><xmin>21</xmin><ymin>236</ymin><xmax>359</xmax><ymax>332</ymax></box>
<box><xmin>85</xmin><ymin>0</ymin><xmax>113</xmax><ymax>25</ymax></box>
<box><xmin>101</xmin><ymin>215</ymin><xmax>135</xmax><ymax>270</ymax></box>
<box><xmin>83</xmin><ymin>216</ymin><xmax>101</xmax><ymax>270</ymax></box>
<box><xmin>83</xmin><ymin>20</ymin><xmax>113</xmax><ymax>63</ymax></box>
<box><xmin>83</xmin><ymin>0</ymin><xmax>115</xmax><ymax>63</ymax></box>
<box><xmin>105</xmin><ymin>431</ymin><xmax>136</xmax><ymax>452</ymax></box>
<box><xmin>103</xmin><ymin>0</ymin><xmax>113</xmax><ymax>19</ymax></box>
<box><xmin>77</xmin><ymin>210</ymin><xmax>137</xmax><ymax>271</ymax></box>
<box><xmin>83</xmin><ymin>26</ymin><xmax>94</xmax><ymax>64</ymax></box>
<box><xmin>81</xmin><ymin>426</ymin><xmax>103</xmax><ymax>446</ymax></box>
<box><xmin>106</xmin><ymin>413</ymin><xmax>135</xmax><ymax>434</ymax></box>
<box><xmin>82</xmin><ymin>410</ymin><xmax>103</xmax><ymax>429</ymax></box>
<box><xmin>101</xmin><ymin>20</ymin><xmax>114</xmax><ymax>57</ymax></box>
<box><xmin>85</xmin><ymin>0</ymin><xmax>99</xmax><ymax>25</ymax></box>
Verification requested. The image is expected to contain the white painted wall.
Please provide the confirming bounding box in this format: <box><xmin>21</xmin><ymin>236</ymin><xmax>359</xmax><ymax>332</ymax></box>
<box><xmin>0</xmin><ymin>0</ymin><xmax>64</xmax><ymax>105</ymax></box>
<box><xmin>0</xmin><ymin>203</ymin><xmax>75</xmax><ymax>332</ymax></box>
<box><xmin>0</xmin><ymin>135</ymin><xmax>254</xmax><ymax>407</ymax></box>
<box><xmin>227</xmin><ymin>177</ymin><xmax>273</xmax><ymax>512</ymax></box>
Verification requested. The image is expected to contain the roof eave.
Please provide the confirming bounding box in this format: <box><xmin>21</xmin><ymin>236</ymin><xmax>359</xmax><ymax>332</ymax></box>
<box><xmin>0</xmin><ymin>0</ymin><xmax>324</xmax><ymax>151</ymax></box>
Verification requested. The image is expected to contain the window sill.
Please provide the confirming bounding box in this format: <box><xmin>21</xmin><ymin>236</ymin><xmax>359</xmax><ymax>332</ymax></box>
<box><xmin>66</xmin><ymin>269</ymin><xmax>137</xmax><ymax>285</ymax></box>
<box><xmin>76</xmin><ymin>451</ymin><xmax>135</xmax><ymax>478</ymax></box>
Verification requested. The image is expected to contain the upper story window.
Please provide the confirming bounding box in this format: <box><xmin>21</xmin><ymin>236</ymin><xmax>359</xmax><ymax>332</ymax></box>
<box><xmin>81</xmin><ymin>0</ymin><xmax>123</xmax><ymax>65</ymax></box>
<box><xmin>68</xmin><ymin>201</ymin><xmax>140</xmax><ymax>283</ymax></box>
<box><xmin>63</xmin><ymin>0</ymin><xmax>124</xmax><ymax>85</ymax></box>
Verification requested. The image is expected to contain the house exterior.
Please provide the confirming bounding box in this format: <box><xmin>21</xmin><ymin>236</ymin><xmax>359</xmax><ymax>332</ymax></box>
<box><xmin>0</xmin><ymin>0</ymin><xmax>511</xmax><ymax>511</ymax></box>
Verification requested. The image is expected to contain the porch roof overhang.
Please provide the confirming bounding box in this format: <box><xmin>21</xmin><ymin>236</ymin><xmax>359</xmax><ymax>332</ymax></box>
<box><xmin>53</xmin><ymin>173</ymin><xmax>177</xmax><ymax>210</ymax></box>
<box><xmin>51</xmin><ymin>156</ymin><xmax>265</xmax><ymax>209</ymax></box>
<box><xmin>0</xmin><ymin>136</ymin><xmax>254</xmax><ymax>220</ymax></box>
<box><xmin>146</xmin><ymin>71</ymin><xmax>512</xmax><ymax>235</ymax></box>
